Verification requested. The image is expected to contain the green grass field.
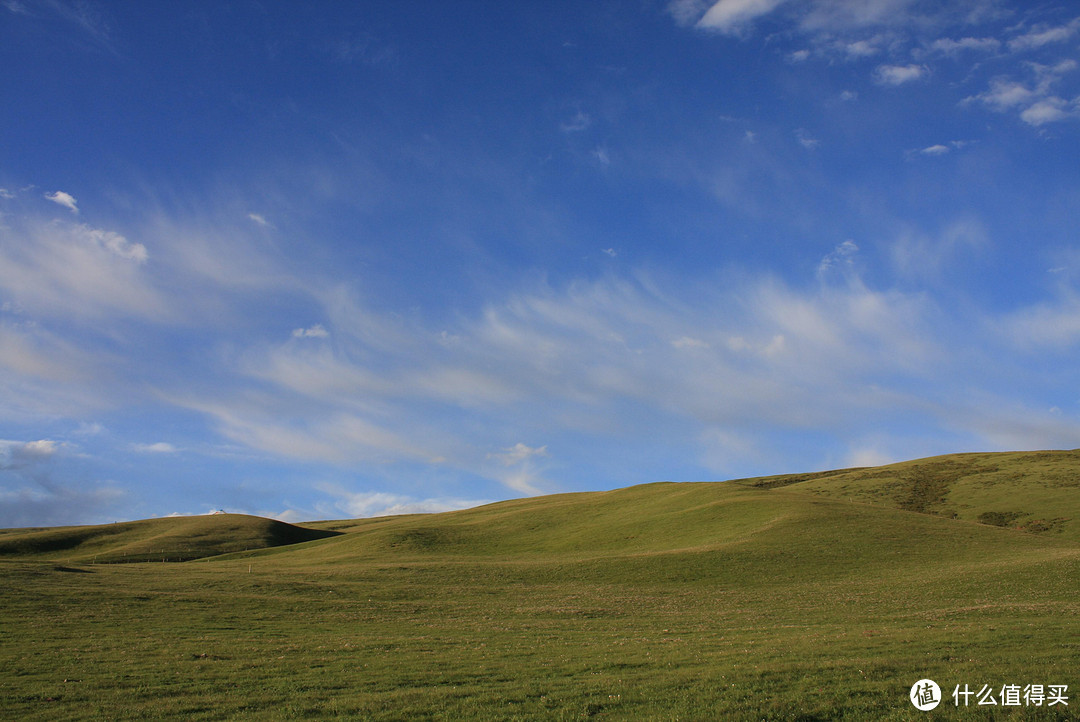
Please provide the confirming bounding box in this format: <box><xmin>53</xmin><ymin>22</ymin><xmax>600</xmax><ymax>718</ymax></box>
<box><xmin>1</xmin><ymin>451</ymin><xmax>1077</xmax><ymax>720</ymax></box>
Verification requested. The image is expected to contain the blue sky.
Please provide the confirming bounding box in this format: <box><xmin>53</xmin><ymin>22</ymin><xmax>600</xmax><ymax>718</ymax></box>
<box><xmin>2</xmin><ymin>0</ymin><xmax>1079</xmax><ymax>527</ymax></box>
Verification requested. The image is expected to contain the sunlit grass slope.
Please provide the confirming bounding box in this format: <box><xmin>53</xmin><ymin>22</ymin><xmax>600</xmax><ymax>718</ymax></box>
<box><xmin>0</xmin><ymin>513</ymin><xmax>338</xmax><ymax>563</ymax></box>
<box><xmin>737</xmin><ymin>449</ymin><xmax>1080</xmax><ymax>542</ymax></box>
<box><xmin>1</xmin><ymin>451</ymin><xmax>1077</xmax><ymax>720</ymax></box>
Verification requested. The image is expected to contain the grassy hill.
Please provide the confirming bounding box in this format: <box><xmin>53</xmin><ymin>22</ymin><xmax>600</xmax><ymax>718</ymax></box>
<box><xmin>0</xmin><ymin>513</ymin><xmax>338</xmax><ymax>563</ymax></box>
<box><xmin>0</xmin><ymin>450</ymin><xmax>1077</xmax><ymax>720</ymax></box>
<box><xmin>735</xmin><ymin>449</ymin><xmax>1080</xmax><ymax>541</ymax></box>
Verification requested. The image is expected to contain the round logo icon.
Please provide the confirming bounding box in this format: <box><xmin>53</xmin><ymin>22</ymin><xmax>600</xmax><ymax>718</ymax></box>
<box><xmin>910</xmin><ymin>679</ymin><xmax>942</xmax><ymax>711</ymax></box>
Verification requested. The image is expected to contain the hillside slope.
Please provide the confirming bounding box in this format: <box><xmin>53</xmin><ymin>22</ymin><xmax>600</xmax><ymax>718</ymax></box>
<box><xmin>0</xmin><ymin>513</ymin><xmax>338</xmax><ymax>563</ymax></box>
<box><xmin>225</xmin><ymin>466</ymin><xmax>1079</xmax><ymax>600</ymax></box>
<box><xmin>1</xmin><ymin>450</ymin><xmax>1075</xmax><ymax>567</ymax></box>
<box><xmin>735</xmin><ymin>449</ymin><xmax>1080</xmax><ymax>541</ymax></box>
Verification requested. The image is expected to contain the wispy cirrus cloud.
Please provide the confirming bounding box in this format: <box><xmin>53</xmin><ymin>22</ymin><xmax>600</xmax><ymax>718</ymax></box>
<box><xmin>247</xmin><ymin>212</ymin><xmax>274</xmax><ymax>229</ymax></box>
<box><xmin>312</xmin><ymin>484</ymin><xmax>489</xmax><ymax>518</ymax></box>
<box><xmin>20</xmin><ymin>0</ymin><xmax>116</xmax><ymax>51</ymax></box>
<box><xmin>0</xmin><ymin>217</ymin><xmax>161</xmax><ymax>321</ymax></box>
<box><xmin>927</xmin><ymin>36</ymin><xmax>1002</xmax><ymax>56</ymax></box>
<box><xmin>177</xmin><ymin>240</ymin><xmax>982</xmax><ymax>490</ymax></box>
<box><xmin>559</xmin><ymin>111</ymin><xmax>592</xmax><ymax>133</ymax></box>
<box><xmin>1007</xmin><ymin>17</ymin><xmax>1080</xmax><ymax>52</ymax></box>
<box><xmin>131</xmin><ymin>442</ymin><xmax>179</xmax><ymax>454</ymax></box>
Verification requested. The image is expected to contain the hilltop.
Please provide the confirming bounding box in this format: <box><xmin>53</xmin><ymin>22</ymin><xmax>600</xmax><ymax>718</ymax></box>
<box><xmin>0</xmin><ymin>513</ymin><xmax>338</xmax><ymax>563</ymax></box>
<box><xmin>734</xmin><ymin>448</ymin><xmax>1080</xmax><ymax>541</ymax></box>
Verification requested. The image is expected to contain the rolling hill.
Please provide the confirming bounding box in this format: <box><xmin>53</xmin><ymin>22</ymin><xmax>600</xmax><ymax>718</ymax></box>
<box><xmin>1</xmin><ymin>450</ymin><xmax>1075</xmax><ymax>565</ymax></box>
<box><xmin>0</xmin><ymin>449</ymin><xmax>1077</xmax><ymax>720</ymax></box>
<box><xmin>0</xmin><ymin>513</ymin><xmax>339</xmax><ymax>563</ymax></box>
<box><xmin>734</xmin><ymin>448</ymin><xmax>1080</xmax><ymax>541</ymax></box>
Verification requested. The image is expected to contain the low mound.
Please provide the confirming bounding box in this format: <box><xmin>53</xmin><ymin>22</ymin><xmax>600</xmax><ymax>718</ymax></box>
<box><xmin>0</xmin><ymin>513</ymin><xmax>339</xmax><ymax>563</ymax></box>
<box><xmin>734</xmin><ymin>449</ymin><xmax>1080</xmax><ymax>542</ymax></box>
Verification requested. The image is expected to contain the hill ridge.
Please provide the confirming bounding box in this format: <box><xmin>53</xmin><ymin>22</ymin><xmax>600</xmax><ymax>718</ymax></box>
<box><xmin>731</xmin><ymin>449</ymin><xmax>1079</xmax><ymax>541</ymax></box>
<box><xmin>0</xmin><ymin>513</ymin><xmax>339</xmax><ymax>563</ymax></box>
<box><xmin>1</xmin><ymin>449</ymin><xmax>1076</xmax><ymax>565</ymax></box>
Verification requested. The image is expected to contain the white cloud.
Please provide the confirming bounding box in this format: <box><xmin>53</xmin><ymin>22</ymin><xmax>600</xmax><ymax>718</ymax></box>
<box><xmin>482</xmin><ymin>443</ymin><xmax>550</xmax><ymax>495</ymax></box>
<box><xmin>247</xmin><ymin>213</ymin><xmax>274</xmax><ymax>228</ymax></box>
<box><xmin>0</xmin><ymin>218</ymin><xmax>161</xmax><ymax>320</ymax></box>
<box><xmin>1000</xmin><ymin>291</ymin><xmax>1080</xmax><ymax>349</ymax></box>
<box><xmin>816</xmin><ymin>239</ymin><xmax>859</xmax><ymax>282</ymax></box>
<box><xmin>81</xmin><ymin>225</ymin><xmax>149</xmax><ymax>263</ymax></box>
<box><xmin>673</xmin><ymin>336</ymin><xmax>710</xmax><ymax>349</ymax></box>
<box><xmin>919</xmin><ymin>144</ymin><xmax>950</xmax><ymax>155</ymax></box>
<box><xmin>131</xmin><ymin>442</ymin><xmax>179</xmax><ymax>454</ymax></box>
<box><xmin>45</xmin><ymin>190</ymin><xmax>79</xmax><ymax>214</ymax></box>
<box><xmin>560</xmin><ymin>112</ymin><xmax>591</xmax><ymax>133</ymax></box>
<box><xmin>1008</xmin><ymin>18</ymin><xmax>1080</xmax><ymax>52</ymax></box>
<box><xmin>0</xmin><ymin>322</ymin><xmax>90</xmax><ymax>383</ymax></box>
<box><xmin>0</xmin><ymin>439</ymin><xmax>61</xmax><ymax>466</ymax></box>
<box><xmin>841</xmin><ymin>38</ymin><xmax>880</xmax><ymax>58</ymax></box>
<box><xmin>951</xmin><ymin>399</ymin><xmax>1080</xmax><ymax>453</ymax></box>
<box><xmin>180</xmin><ymin>395</ymin><xmax>448</xmax><ymax>468</ymax></box>
<box><xmin>929</xmin><ymin>36</ymin><xmax>1001</xmax><ymax>55</ymax></box>
<box><xmin>969</xmin><ymin>61</ymin><xmax>1079</xmax><ymax>126</ymax></box>
<box><xmin>0</xmin><ymin>320</ymin><xmax>113</xmax><ymax>420</ymax></box>
<box><xmin>75</xmin><ymin>421</ymin><xmax>106</xmax><ymax>436</ymax></box>
<box><xmin>490</xmin><ymin>442</ymin><xmax>548</xmax><ymax>467</ymax></box>
<box><xmin>795</xmin><ymin>128</ymin><xmax>820</xmax><ymax>149</ymax></box>
<box><xmin>668</xmin><ymin>0</ymin><xmax>713</xmax><ymax>26</ymax></box>
<box><xmin>696</xmin><ymin>0</ymin><xmax>789</xmax><ymax>34</ymax></box>
<box><xmin>314</xmin><ymin>483</ymin><xmax>489</xmax><ymax>518</ymax></box>
<box><xmin>890</xmin><ymin>218</ymin><xmax>988</xmax><ymax>281</ymax></box>
<box><xmin>292</xmin><ymin>323</ymin><xmax>330</xmax><ymax>339</ymax></box>
<box><xmin>974</xmin><ymin>78</ymin><xmax>1035</xmax><ymax>110</ymax></box>
<box><xmin>1020</xmin><ymin>97</ymin><xmax>1075</xmax><ymax>126</ymax></box>
<box><xmin>874</xmin><ymin>63</ymin><xmax>927</xmax><ymax>85</ymax></box>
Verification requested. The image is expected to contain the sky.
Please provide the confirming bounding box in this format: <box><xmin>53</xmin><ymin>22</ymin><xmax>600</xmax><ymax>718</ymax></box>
<box><xmin>1</xmin><ymin>0</ymin><xmax>1079</xmax><ymax>527</ymax></box>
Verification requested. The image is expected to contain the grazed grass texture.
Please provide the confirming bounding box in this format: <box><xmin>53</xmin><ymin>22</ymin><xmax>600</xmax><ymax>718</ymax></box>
<box><xmin>1</xmin><ymin>451</ymin><xmax>1078</xmax><ymax>720</ymax></box>
<box><xmin>742</xmin><ymin>449</ymin><xmax>1080</xmax><ymax>541</ymax></box>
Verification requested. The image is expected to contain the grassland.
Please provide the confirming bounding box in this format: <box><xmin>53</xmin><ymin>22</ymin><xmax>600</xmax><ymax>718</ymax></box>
<box><xmin>1</xmin><ymin>451</ymin><xmax>1077</xmax><ymax>720</ymax></box>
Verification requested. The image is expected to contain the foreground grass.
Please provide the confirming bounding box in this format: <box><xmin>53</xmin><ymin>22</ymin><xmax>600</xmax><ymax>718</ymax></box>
<box><xmin>2</xmin><ymin>476</ymin><xmax>1078</xmax><ymax>720</ymax></box>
